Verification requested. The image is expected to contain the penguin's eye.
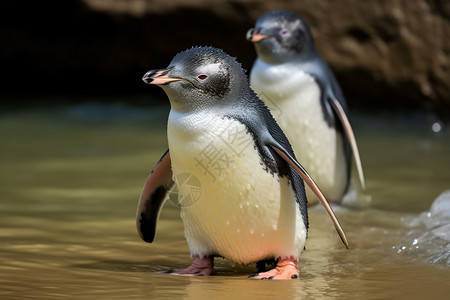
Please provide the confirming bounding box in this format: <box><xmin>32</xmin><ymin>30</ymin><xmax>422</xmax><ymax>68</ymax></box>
<box><xmin>279</xmin><ymin>29</ymin><xmax>288</xmax><ymax>37</ymax></box>
<box><xmin>196</xmin><ymin>74</ymin><xmax>208</xmax><ymax>82</ymax></box>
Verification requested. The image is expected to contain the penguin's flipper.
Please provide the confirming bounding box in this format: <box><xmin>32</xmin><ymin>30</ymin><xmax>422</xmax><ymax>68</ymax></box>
<box><xmin>269</xmin><ymin>144</ymin><xmax>349</xmax><ymax>249</ymax></box>
<box><xmin>136</xmin><ymin>149</ymin><xmax>174</xmax><ymax>243</ymax></box>
<box><xmin>329</xmin><ymin>97</ymin><xmax>366</xmax><ymax>191</ymax></box>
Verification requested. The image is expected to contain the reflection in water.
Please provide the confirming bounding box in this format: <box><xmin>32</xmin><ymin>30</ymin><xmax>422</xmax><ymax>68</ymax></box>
<box><xmin>1</xmin><ymin>104</ymin><xmax>450</xmax><ymax>299</ymax></box>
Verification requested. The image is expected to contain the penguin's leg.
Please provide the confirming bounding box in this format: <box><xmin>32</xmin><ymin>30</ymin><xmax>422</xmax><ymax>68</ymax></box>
<box><xmin>249</xmin><ymin>257</ymin><xmax>299</xmax><ymax>280</ymax></box>
<box><xmin>163</xmin><ymin>255</ymin><xmax>216</xmax><ymax>276</ymax></box>
<box><xmin>256</xmin><ymin>259</ymin><xmax>277</xmax><ymax>272</ymax></box>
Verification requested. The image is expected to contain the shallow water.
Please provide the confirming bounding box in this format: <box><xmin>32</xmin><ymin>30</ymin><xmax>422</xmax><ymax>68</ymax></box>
<box><xmin>1</xmin><ymin>102</ymin><xmax>450</xmax><ymax>299</ymax></box>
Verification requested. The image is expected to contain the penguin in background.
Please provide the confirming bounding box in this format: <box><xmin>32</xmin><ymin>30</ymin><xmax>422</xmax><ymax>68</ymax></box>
<box><xmin>136</xmin><ymin>46</ymin><xmax>348</xmax><ymax>280</ymax></box>
<box><xmin>247</xmin><ymin>10</ymin><xmax>366</xmax><ymax>204</ymax></box>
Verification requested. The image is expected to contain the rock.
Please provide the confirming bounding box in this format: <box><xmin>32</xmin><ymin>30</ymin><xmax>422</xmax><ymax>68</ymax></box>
<box><xmin>1</xmin><ymin>0</ymin><xmax>449</xmax><ymax>115</ymax></box>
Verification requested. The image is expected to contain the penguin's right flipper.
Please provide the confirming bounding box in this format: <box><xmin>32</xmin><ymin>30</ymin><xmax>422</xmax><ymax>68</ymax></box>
<box><xmin>136</xmin><ymin>149</ymin><xmax>174</xmax><ymax>243</ymax></box>
<box><xmin>329</xmin><ymin>97</ymin><xmax>366</xmax><ymax>191</ymax></box>
<box><xmin>269</xmin><ymin>144</ymin><xmax>349</xmax><ymax>249</ymax></box>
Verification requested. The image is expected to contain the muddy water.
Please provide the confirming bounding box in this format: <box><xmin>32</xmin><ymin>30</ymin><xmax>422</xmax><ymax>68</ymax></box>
<box><xmin>1</xmin><ymin>103</ymin><xmax>450</xmax><ymax>299</ymax></box>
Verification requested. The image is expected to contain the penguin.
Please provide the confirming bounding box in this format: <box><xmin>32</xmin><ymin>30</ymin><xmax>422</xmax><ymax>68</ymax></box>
<box><xmin>136</xmin><ymin>46</ymin><xmax>348</xmax><ymax>280</ymax></box>
<box><xmin>246</xmin><ymin>10</ymin><xmax>365</xmax><ymax>204</ymax></box>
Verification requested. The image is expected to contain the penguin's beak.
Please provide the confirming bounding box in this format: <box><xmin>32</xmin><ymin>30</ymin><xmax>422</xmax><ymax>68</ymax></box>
<box><xmin>142</xmin><ymin>68</ymin><xmax>183</xmax><ymax>85</ymax></box>
<box><xmin>246</xmin><ymin>28</ymin><xmax>270</xmax><ymax>42</ymax></box>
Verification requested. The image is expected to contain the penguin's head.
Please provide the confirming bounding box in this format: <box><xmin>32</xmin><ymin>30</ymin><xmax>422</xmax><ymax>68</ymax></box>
<box><xmin>143</xmin><ymin>47</ymin><xmax>248</xmax><ymax>112</ymax></box>
<box><xmin>247</xmin><ymin>10</ymin><xmax>316</xmax><ymax>63</ymax></box>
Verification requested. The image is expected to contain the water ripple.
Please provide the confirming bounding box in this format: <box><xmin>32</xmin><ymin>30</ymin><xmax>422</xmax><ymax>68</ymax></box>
<box><xmin>398</xmin><ymin>190</ymin><xmax>450</xmax><ymax>267</ymax></box>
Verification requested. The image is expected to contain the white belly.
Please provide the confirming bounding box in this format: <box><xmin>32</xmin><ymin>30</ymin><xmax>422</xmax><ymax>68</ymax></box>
<box><xmin>167</xmin><ymin>110</ymin><xmax>306</xmax><ymax>264</ymax></box>
<box><xmin>250</xmin><ymin>60</ymin><xmax>347</xmax><ymax>202</ymax></box>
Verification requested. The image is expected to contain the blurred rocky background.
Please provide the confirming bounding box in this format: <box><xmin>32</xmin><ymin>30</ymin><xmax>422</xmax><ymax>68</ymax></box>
<box><xmin>1</xmin><ymin>0</ymin><xmax>449</xmax><ymax>117</ymax></box>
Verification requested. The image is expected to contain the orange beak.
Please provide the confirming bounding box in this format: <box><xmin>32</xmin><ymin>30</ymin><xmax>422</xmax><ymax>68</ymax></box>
<box><xmin>142</xmin><ymin>69</ymin><xmax>182</xmax><ymax>85</ymax></box>
<box><xmin>246</xmin><ymin>28</ymin><xmax>270</xmax><ymax>42</ymax></box>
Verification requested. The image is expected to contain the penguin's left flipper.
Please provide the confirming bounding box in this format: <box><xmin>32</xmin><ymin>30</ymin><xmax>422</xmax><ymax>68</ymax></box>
<box><xmin>328</xmin><ymin>97</ymin><xmax>366</xmax><ymax>191</ymax></box>
<box><xmin>136</xmin><ymin>149</ymin><xmax>174</xmax><ymax>243</ymax></box>
<box><xmin>269</xmin><ymin>144</ymin><xmax>349</xmax><ymax>249</ymax></box>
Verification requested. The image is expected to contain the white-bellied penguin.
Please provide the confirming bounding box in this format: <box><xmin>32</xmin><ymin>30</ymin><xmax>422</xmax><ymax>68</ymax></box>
<box><xmin>247</xmin><ymin>10</ymin><xmax>366</xmax><ymax>204</ymax></box>
<box><xmin>137</xmin><ymin>46</ymin><xmax>348</xmax><ymax>280</ymax></box>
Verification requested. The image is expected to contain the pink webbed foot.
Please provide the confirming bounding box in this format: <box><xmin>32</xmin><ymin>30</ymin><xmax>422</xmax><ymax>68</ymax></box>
<box><xmin>249</xmin><ymin>257</ymin><xmax>299</xmax><ymax>280</ymax></box>
<box><xmin>161</xmin><ymin>255</ymin><xmax>215</xmax><ymax>276</ymax></box>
